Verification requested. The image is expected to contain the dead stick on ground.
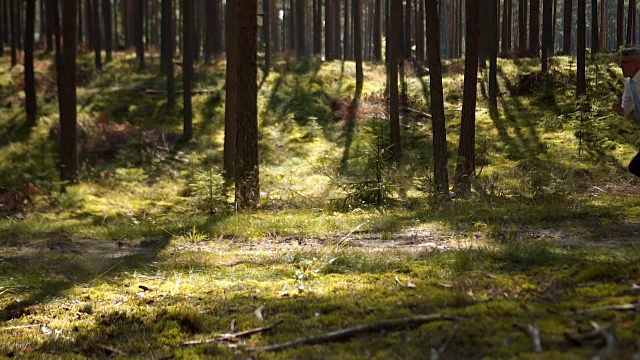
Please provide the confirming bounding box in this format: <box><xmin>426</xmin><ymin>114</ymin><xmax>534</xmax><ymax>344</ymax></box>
<box><xmin>183</xmin><ymin>319</ymin><xmax>284</xmax><ymax>346</ymax></box>
<box><xmin>591</xmin><ymin>321</ymin><xmax>616</xmax><ymax>360</ymax></box>
<box><xmin>245</xmin><ymin>314</ymin><xmax>457</xmax><ymax>352</ymax></box>
<box><xmin>0</xmin><ymin>324</ymin><xmax>41</xmax><ymax>331</ymax></box>
<box><xmin>568</xmin><ymin>303</ymin><xmax>640</xmax><ymax>315</ymax></box>
<box><xmin>515</xmin><ymin>324</ymin><xmax>543</xmax><ymax>353</ymax></box>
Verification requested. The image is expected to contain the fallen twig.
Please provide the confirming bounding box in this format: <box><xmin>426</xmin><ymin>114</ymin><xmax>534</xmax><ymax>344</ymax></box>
<box><xmin>87</xmin><ymin>260</ymin><xmax>125</xmax><ymax>285</ymax></box>
<box><xmin>515</xmin><ymin>323</ymin><xmax>543</xmax><ymax>353</ymax></box>
<box><xmin>1</xmin><ymin>324</ymin><xmax>41</xmax><ymax>331</ymax></box>
<box><xmin>568</xmin><ymin>303</ymin><xmax>640</xmax><ymax>315</ymax></box>
<box><xmin>245</xmin><ymin>314</ymin><xmax>457</xmax><ymax>352</ymax></box>
<box><xmin>429</xmin><ymin>324</ymin><xmax>458</xmax><ymax>360</ymax></box>
<box><xmin>183</xmin><ymin>319</ymin><xmax>284</xmax><ymax>346</ymax></box>
<box><xmin>590</xmin><ymin>321</ymin><xmax>616</xmax><ymax>360</ymax></box>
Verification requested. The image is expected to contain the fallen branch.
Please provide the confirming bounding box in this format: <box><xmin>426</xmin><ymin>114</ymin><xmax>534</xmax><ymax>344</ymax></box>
<box><xmin>244</xmin><ymin>314</ymin><xmax>457</xmax><ymax>352</ymax></box>
<box><xmin>0</xmin><ymin>324</ymin><xmax>41</xmax><ymax>331</ymax></box>
<box><xmin>399</xmin><ymin>106</ymin><xmax>432</xmax><ymax>118</ymax></box>
<box><xmin>568</xmin><ymin>303</ymin><xmax>640</xmax><ymax>315</ymax></box>
<box><xmin>515</xmin><ymin>324</ymin><xmax>543</xmax><ymax>353</ymax></box>
<box><xmin>145</xmin><ymin>89</ymin><xmax>219</xmax><ymax>95</ymax></box>
<box><xmin>429</xmin><ymin>324</ymin><xmax>458</xmax><ymax>360</ymax></box>
<box><xmin>183</xmin><ymin>319</ymin><xmax>284</xmax><ymax>346</ymax></box>
<box><xmin>590</xmin><ymin>321</ymin><xmax>616</xmax><ymax>360</ymax></box>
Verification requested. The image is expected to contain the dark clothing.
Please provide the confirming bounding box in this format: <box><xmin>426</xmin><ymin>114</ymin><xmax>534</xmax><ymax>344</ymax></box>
<box><xmin>629</xmin><ymin>152</ymin><xmax>640</xmax><ymax>177</ymax></box>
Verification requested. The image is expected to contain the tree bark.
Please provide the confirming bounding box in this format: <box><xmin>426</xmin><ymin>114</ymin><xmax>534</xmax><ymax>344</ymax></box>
<box><xmin>617</xmin><ymin>0</ymin><xmax>624</xmax><ymax>48</ymax></box>
<box><xmin>404</xmin><ymin>0</ymin><xmax>411</xmax><ymax>57</ymax></box>
<box><xmin>372</xmin><ymin>0</ymin><xmax>381</xmax><ymax>61</ymax></box>
<box><xmin>518</xmin><ymin>0</ymin><xmax>527</xmax><ymax>53</ymax></box>
<box><xmin>24</xmin><ymin>0</ymin><xmax>37</xmax><ymax>127</ymax></box>
<box><xmin>455</xmin><ymin>0</ymin><xmax>479</xmax><ymax>196</ymax></box>
<box><xmin>591</xmin><ymin>0</ymin><xmax>598</xmax><ymax>55</ymax></box>
<box><xmin>224</xmin><ymin>0</ymin><xmax>238</xmax><ymax>179</ymax></box>
<box><xmin>627</xmin><ymin>0</ymin><xmax>636</xmax><ymax>45</ymax></box>
<box><xmin>344</xmin><ymin>0</ymin><xmax>351</xmax><ymax>59</ymax></box>
<box><xmin>10</xmin><ymin>0</ymin><xmax>17</xmax><ymax>67</ymax></box>
<box><xmin>102</xmin><ymin>0</ymin><xmax>113</xmax><ymax>61</ymax></box>
<box><xmin>389</xmin><ymin>0</ymin><xmax>401</xmax><ymax>160</ymax></box>
<box><xmin>542</xmin><ymin>0</ymin><xmax>552</xmax><ymax>72</ymax></box>
<box><xmin>136</xmin><ymin>0</ymin><xmax>145</xmax><ymax>69</ymax></box>
<box><xmin>235</xmin><ymin>0</ymin><xmax>260</xmax><ymax>209</ymax></box>
<box><xmin>489</xmin><ymin>0</ymin><xmax>498</xmax><ymax>111</ymax></box>
<box><xmin>354</xmin><ymin>0</ymin><xmax>362</xmax><ymax>91</ymax></box>
<box><xmin>529</xmin><ymin>0</ymin><xmax>540</xmax><ymax>57</ymax></box>
<box><xmin>416</xmin><ymin>0</ymin><xmax>424</xmax><ymax>61</ymax></box>
<box><xmin>296</xmin><ymin>0</ymin><xmax>305</xmax><ymax>57</ymax></box>
<box><xmin>93</xmin><ymin>0</ymin><xmax>102</xmax><ymax>71</ymax></box>
<box><xmin>326</xmin><ymin>0</ymin><xmax>334</xmax><ymax>60</ymax></box>
<box><xmin>577</xmin><ymin>0</ymin><xmax>585</xmax><ymax>97</ymax></box>
<box><xmin>426</xmin><ymin>0</ymin><xmax>449</xmax><ymax>199</ymax></box>
<box><xmin>313</xmin><ymin>0</ymin><xmax>321</xmax><ymax>54</ymax></box>
<box><xmin>162</xmin><ymin>0</ymin><xmax>175</xmax><ymax>109</ymax></box>
<box><xmin>59</xmin><ymin>0</ymin><xmax>78</xmax><ymax>187</ymax></box>
<box><xmin>562</xmin><ymin>0</ymin><xmax>572</xmax><ymax>53</ymax></box>
<box><xmin>264</xmin><ymin>0</ymin><xmax>271</xmax><ymax>71</ymax></box>
<box><xmin>183</xmin><ymin>0</ymin><xmax>193</xmax><ymax>140</ymax></box>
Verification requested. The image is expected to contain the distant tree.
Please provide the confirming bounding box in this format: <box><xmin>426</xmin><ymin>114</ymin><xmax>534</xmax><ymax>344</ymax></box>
<box><xmin>426</xmin><ymin>0</ymin><xmax>449</xmax><ymax>199</ymax></box>
<box><xmin>326</xmin><ymin>0</ymin><xmax>335</xmax><ymax>60</ymax></box>
<box><xmin>162</xmin><ymin>0</ymin><xmax>175</xmax><ymax>109</ymax></box>
<box><xmin>455</xmin><ymin>0</ymin><xmax>479</xmax><ymax>196</ymax></box>
<box><xmin>416</xmin><ymin>0</ymin><xmax>424</xmax><ymax>61</ymax></box>
<box><xmin>562</xmin><ymin>0</ymin><xmax>571</xmax><ymax>53</ymax></box>
<box><xmin>136</xmin><ymin>0</ymin><xmax>145</xmax><ymax>69</ymax></box>
<box><xmin>404</xmin><ymin>0</ymin><xmax>411</xmax><ymax>57</ymax></box>
<box><xmin>388</xmin><ymin>0</ymin><xmax>401</xmax><ymax>160</ymax></box>
<box><xmin>271</xmin><ymin>0</ymin><xmax>280</xmax><ymax>53</ymax></box>
<box><xmin>296</xmin><ymin>0</ymin><xmax>305</xmax><ymax>57</ymax></box>
<box><xmin>24</xmin><ymin>0</ymin><xmax>36</xmax><ymax>127</ymax></box>
<box><xmin>334</xmin><ymin>0</ymin><xmax>342</xmax><ymax>59</ymax></box>
<box><xmin>542</xmin><ymin>0</ymin><xmax>552</xmax><ymax>72</ymax></box>
<box><xmin>183</xmin><ymin>0</ymin><xmax>193</xmax><ymax>140</ymax></box>
<box><xmin>44</xmin><ymin>0</ymin><xmax>54</xmax><ymax>53</ymax></box>
<box><xmin>264</xmin><ymin>0</ymin><xmax>271</xmax><ymax>71</ymax></box>
<box><xmin>617</xmin><ymin>0</ymin><xmax>623</xmax><ymax>48</ymax></box>
<box><xmin>235</xmin><ymin>0</ymin><xmax>259</xmax><ymax>209</ymax></box>
<box><xmin>102</xmin><ymin>0</ymin><xmax>113</xmax><ymax>62</ymax></box>
<box><xmin>313</xmin><ymin>0</ymin><xmax>321</xmax><ymax>55</ymax></box>
<box><xmin>591</xmin><ymin>0</ymin><xmax>598</xmax><ymax>55</ymax></box>
<box><xmin>489</xmin><ymin>0</ymin><xmax>498</xmax><ymax>112</ymax></box>
<box><xmin>92</xmin><ymin>0</ymin><xmax>102</xmax><ymax>71</ymax></box>
<box><xmin>224</xmin><ymin>0</ymin><xmax>238</xmax><ymax>179</ymax></box>
<box><xmin>0</xmin><ymin>1</ymin><xmax>3</xmax><ymax>57</ymax></box>
<box><xmin>59</xmin><ymin>0</ymin><xmax>78</xmax><ymax>187</ymax></box>
<box><xmin>519</xmin><ymin>0</ymin><xmax>527</xmax><ymax>53</ymax></box>
<box><xmin>599</xmin><ymin>0</ymin><xmax>605</xmax><ymax>50</ymax></box>
<box><xmin>577</xmin><ymin>0</ymin><xmax>585</xmax><ymax>96</ymax></box>
<box><xmin>344</xmin><ymin>0</ymin><xmax>351</xmax><ymax>59</ymax></box>
<box><xmin>501</xmin><ymin>0</ymin><xmax>512</xmax><ymax>55</ymax></box>
<box><xmin>354</xmin><ymin>0</ymin><xmax>362</xmax><ymax>92</ymax></box>
<box><xmin>529</xmin><ymin>0</ymin><xmax>540</xmax><ymax>56</ymax></box>
<box><xmin>627</xmin><ymin>0</ymin><xmax>635</xmax><ymax>45</ymax></box>
<box><xmin>213</xmin><ymin>0</ymin><xmax>222</xmax><ymax>56</ymax></box>
<box><xmin>372</xmin><ymin>0</ymin><xmax>381</xmax><ymax>61</ymax></box>
<box><xmin>10</xmin><ymin>0</ymin><xmax>17</xmax><ymax>67</ymax></box>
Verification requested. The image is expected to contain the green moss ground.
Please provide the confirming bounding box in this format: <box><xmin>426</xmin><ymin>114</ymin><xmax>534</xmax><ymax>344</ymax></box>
<box><xmin>1</xmin><ymin>50</ymin><xmax>640</xmax><ymax>358</ymax></box>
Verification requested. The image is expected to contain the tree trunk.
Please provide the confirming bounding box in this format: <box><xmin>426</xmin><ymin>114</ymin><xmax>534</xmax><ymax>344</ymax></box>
<box><xmin>10</xmin><ymin>0</ymin><xmax>17</xmax><ymax>67</ymax></box>
<box><xmin>426</xmin><ymin>0</ymin><xmax>449</xmax><ymax>199</ymax></box>
<box><xmin>24</xmin><ymin>0</ymin><xmax>37</xmax><ymax>127</ymax></box>
<box><xmin>136</xmin><ymin>0</ymin><xmax>145</xmax><ymax>69</ymax></box>
<box><xmin>489</xmin><ymin>0</ymin><xmax>498</xmax><ymax>112</ymax></box>
<box><xmin>344</xmin><ymin>0</ymin><xmax>351</xmax><ymax>59</ymax></box>
<box><xmin>59</xmin><ymin>0</ymin><xmax>78</xmax><ymax>187</ymax></box>
<box><xmin>518</xmin><ymin>0</ymin><xmax>527</xmax><ymax>53</ymax></box>
<box><xmin>162</xmin><ymin>0</ymin><xmax>175</xmax><ymax>108</ymax></box>
<box><xmin>326</xmin><ymin>0</ymin><xmax>334</xmax><ymax>60</ymax></box>
<box><xmin>313</xmin><ymin>0</ymin><xmax>321</xmax><ymax>54</ymax></box>
<box><xmin>591</xmin><ymin>0</ymin><xmax>598</xmax><ymax>55</ymax></box>
<box><xmin>183</xmin><ymin>0</ymin><xmax>193</xmax><ymax>140</ymax></box>
<box><xmin>577</xmin><ymin>0</ymin><xmax>585</xmax><ymax>97</ymax></box>
<box><xmin>404</xmin><ymin>0</ymin><xmax>411</xmax><ymax>57</ymax></box>
<box><xmin>264</xmin><ymin>0</ymin><xmax>271</xmax><ymax>71</ymax></box>
<box><xmin>224</xmin><ymin>0</ymin><xmax>238</xmax><ymax>179</ymax></box>
<box><xmin>542</xmin><ymin>0</ymin><xmax>552</xmax><ymax>71</ymax></box>
<box><xmin>416</xmin><ymin>0</ymin><xmax>424</xmax><ymax>61</ymax></box>
<box><xmin>272</xmin><ymin>0</ymin><xmax>280</xmax><ymax>53</ymax></box>
<box><xmin>102</xmin><ymin>0</ymin><xmax>113</xmax><ymax>61</ymax></box>
<box><xmin>297</xmin><ymin>0</ymin><xmax>305</xmax><ymax>57</ymax></box>
<box><xmin>389</xmin><ymin>0</ymin><xmax>401</xmax><ymax>160</ymax></box>
<box><xmin>235</xmin><ymin>0</ymin><xmax>260</xmax><ymax>209</ymax></box>
<box><xmin>562</xmin><ymin>0</ymin><xmax>571</xmax><ymax>53</ymax></box>
<box><xmin>93</xmin><ymin>0</ymin><xmax>102</xmax><ymax>71</ymax></box>
<box><xmin>334</xmin><ymin>0</ymin><xmax>342</xmax><ymax>59</ymax></box>
<box><xmin>354</xmin><ymin>0</ymin><xmax>362</xmax><ymax>91</ymax></box>
<box><xmin>455</xmin><ymin>0</ymin><xmax>479</xmax><ymax>196</ymax></box>
<box><xmin>501</xmin><ymin>0</ymin><xmax>511</xmax><ymax>55</ymax></box>
<box><xmin>617</xmin><ymin>0</ymin><xmax>624</xmax><ymax>48</ymax></box>
<box><xmin>599</xmin><ymin>0</ymin><xmax>605</xmax><ymax>50</ymax></box>
<box><xmin>627</xmin><ymin>0</ymin><xmax>636</xmax><ymax>45</ymax></box>
<box><xmin>373</xmin><ymin>0</ymin><xmax>381</xmax><ymax>61</ymax></box>
<box><xmin>529</xmin><ymin>0</ymin><xmax>539</xmax><ymax>57</ymax></box>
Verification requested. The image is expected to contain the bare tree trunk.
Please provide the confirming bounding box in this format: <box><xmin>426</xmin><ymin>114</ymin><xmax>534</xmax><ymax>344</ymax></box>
<box><xmin>454</xmin><ymin>0</ymin><xmax>479</xmax><ymax>196</ymax></box>
<box><xmin>529</xmin><ymin>0</ymin><xmax>539</xmax><ymax>57</ymax></box>
<box><xmin>373</xmin><ymin>0</ymin><xmax>381</xmax><ymax>61</ymax></box>
<box><xmin>162</xmin><ymin>0</ymin><xmax>175</xmax><ymax>108</ymax></box>
<box><xmin>562</xmin><ymin>0</ymin><xmax>572</xmax><ymax>53</ymax></box>
<box><xmin>313</xmin><ymin>0</ymin><xmax>321</xmax><ymax>54</ymax></box>
<box><xmin>519</xmin><ymin>0</ymin><xmax>527</xmax><ymax>53</ymax></box>
<box><xmin>25</xmin><ymin>0</ymin><xmax>37</xmax><ymax>127</ymax></box>
<box><xmin>103</xmin><ymin>0</ymin><xmax>113</xmax><ymax>61</ymax></box>
<box><xmin>136</xmin><ymin>0</ymin><xmax>145</xmax><ymax>69</ymax></box>
<box><xmin>617</xmin><ymin>0</ymin><xmax>624</xmax><ymax>48</ymax></box>
<box><xmin>354</xmin><ymin>0</ymin><xmax>362</xmax><ymax>91</ymax></box>
<box><xmin>183</xmin><ymin>0</ymin><xmax>193</xmax><ymax>140</ymax></box>
<box><xmin>59</xmin><ymin>0</ymin><xmax>78</xmax><ymax>187</ymax></box>
<box><xmin>416</xmin><ymin>0</ymin><xmax>424</xmax><ymax>61</ymax></box>
<box><xmin>296</xmin><ymin>0</ymin><xmax>305</xmax><ymax>57</ymax></box>
<box><xmin>93</xmin><ymin>0</ymin><xmax>103</xmax><ymax>71</ymax></box>
<box><xmin>489</xmin><ymin>0</ymin><xmax>498</xmax><ymax>111</ymax></box>
<box><xmin>627</xmin><ymin>0</ymin><xmax>636</xmax><ymax>45</ymax></box>
<box><xmin>326</xmin><ymin>0</ymin><xmax>334</xmax><ymax>60</ymax></box>
<box><xmin>591</xmin><ymin>0</ymin><xmax>598</xmax><ymax>55</ymax></box>
<box><xmin>389</xmin><ymin>0</ymin><xmax>401</xmax><ymax>160</ymax></box>
<box><xmin>235</xmin><ymin>0</ymin><xmax>259</xmax><ymax>209</ymax></box>
<box><xmin>426</xmin><ymin>0</ymin><xmax>449</xmax><ymax>199</ymax></box>
<box><xmin>344</xmin><ymin>0</ymin><xmax>351</xmax><ymax>59</ymax></box>
<box><xmin>224</xmin><ymin>0</ymin><xmax>238</xmax><ymax>179</ymax></box>
<box><xmin>577</xmin><ymin>0</ymin><xmax>585</xmax><ymax>96</ymax></box>
<box><xmin>542</xmin><ymin>0</ymin><xmax>552</xmax><ymax>71</ymax></box>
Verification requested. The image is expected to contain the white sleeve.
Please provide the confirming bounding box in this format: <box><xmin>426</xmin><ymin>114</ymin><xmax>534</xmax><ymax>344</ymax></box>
<box><xmin>622</xmin><ymin>78</ymin><xmax>635</xmax><ymax>116</ymax></box>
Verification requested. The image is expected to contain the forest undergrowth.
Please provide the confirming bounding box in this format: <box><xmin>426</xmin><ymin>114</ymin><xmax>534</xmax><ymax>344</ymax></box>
<box><xmin>1</xmin><ymin>51</ymin><xmax>640</xmax><ymax>358</ymax></box>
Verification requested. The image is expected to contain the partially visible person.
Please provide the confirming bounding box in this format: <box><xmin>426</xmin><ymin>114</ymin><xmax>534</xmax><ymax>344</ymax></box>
<box><xmin>612</xmin><ymin>47</ymin><xmax>640</xmax><ymax>176</ymax></box>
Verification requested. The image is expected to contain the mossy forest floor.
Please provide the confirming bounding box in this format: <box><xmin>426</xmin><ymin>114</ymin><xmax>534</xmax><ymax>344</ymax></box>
<box><xmin>2</xmin><ymin>51</ymin><xmax>640</xmax><ymax>358</ymax></box>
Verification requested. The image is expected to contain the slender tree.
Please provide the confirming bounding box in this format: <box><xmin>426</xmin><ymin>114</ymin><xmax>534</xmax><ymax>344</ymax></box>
<box><xmin>296</xmin><ymin>0</ymin><xmax>305</xmax><ymax>57</ymax></box>
<box><xmin>264</xmin><ymin>0</ymin><xmax>271</xmax><ymax>71</ymax></box>
<box><xmin>489</xmin><ymin>0</ymin><xmax>498</xmax><ymax>112</ymax></box>
<box><xmin>591</xmin><ymin>0</ymin><xmax>598</xmax><ymax>55</ymax></box>
<box><xmin>501</xmin><ymin>0</ymin><xmax>512</xmax><ymax>55</ymax></box>
<box><xmin>59</xmin><ymin>0</ymin><xmax>78</xmax><ymax>187</ymax></box>
<box><xmin>10</xmin><ymin>0</ymin><xmax>16</xmax><ymax>67</ymax></box>
<box><xmin>24</xmin><ymin>0</ymin><xmax>36</xmax><ymax>127</ymax></box>
<box><xmin>389</xmin><ymin>0</ymin><xmax>401</xmax><ymax>160</ymax></box>
<box><xmin>577</xmin><ymin>0</ymin><xmax>585</xmax><ymax>97</ymax></box>
<box><xmin>326</xmin><ymin>0</ymin><xmax>335</xmax><ymax>60</ymax></box>
<box><xmin>162</xmin><ymin>0</ymin><xmax>175</xmax><ymax>108</ymax></box>
<box><xmin>313</xmin><ymin>0</ymin><xmax>321</xmax><ymax>54</ymax></box>
<box><xmin>235</xmin><ymin>0</ymin><xmax>259</xmax><ymax>209</ymax></box>
<box><xmin>416</xmin><ymin>0</ymin><xmax>424</xmax><ymax>61</ymax></box>
<box><xmin>183</xmin><ymin>0</ymin><xmax>193</xmax><ymax>140</ymax></box>
<box><xmin>519</xmin><ymin>0</ymin><xmax>527</xmax><ymax>53</ymax></box>
<box><xmin>372</xmin><ymin>0</ymin><xmax>381</xmax><ymax>61</ymax></box>
<box><xmin>426</xmin><ymin>0</ymin><xmax>448</xmax><ymax>199</ymax></box>
<box><xmin>224</xmin><ymin>0</ymin><xmax>238</xmax><ymax>178</ymax></box>
<box><xmin>354</xmin><ymin>0</ymin><xmax>362</xmax><ymax>91</ymax></box>
<box><xmin>455</xmin><ymin>0</ymin><xmax>479</xmax><ymax>196</ymax></box>
<box><xmin>529</xmin><ymin>0</ymin><xmax>540</xmax><ymax>56</ymax></box>
<box><xmin>542</xmin><ymin>0</ymin><xmax>552</xmax><ymax>71</ymax></box>
<box><xmin>562</xmin><ymin>0</ymin><xmax>572</xmax><ymax>53</ymax></box>
<box><xmin>136</xmin><ymin>0</ymin><xmax>145</xmax><ymax>69</ymax></box>
<box><xmin>627</xmin><ymin>0</ymin><xmax>636</xmax><ymax>45</ymax></box>
<box><xmin>617</xmin><ymin>0</ymin><xmax>624</xmax><ymax>48</ymax></box>
<box><xmin>102</xmin><ymin>0</ymin><xmax>113</xmax><ymax>62</ymax></box>
<box><xmin>404</xmin><ymin>0</ymin><xmax>411</xmax><ymax>57</ymax></box>
<box><xmin>93</xmin><ymin>0</ymin><xmax>103</xmax><ymax>71</ymax></box>
<box><xmin>344</xmin><ymin>0</ymin><xmax>351</xmax><ymax>59</ymax></box>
